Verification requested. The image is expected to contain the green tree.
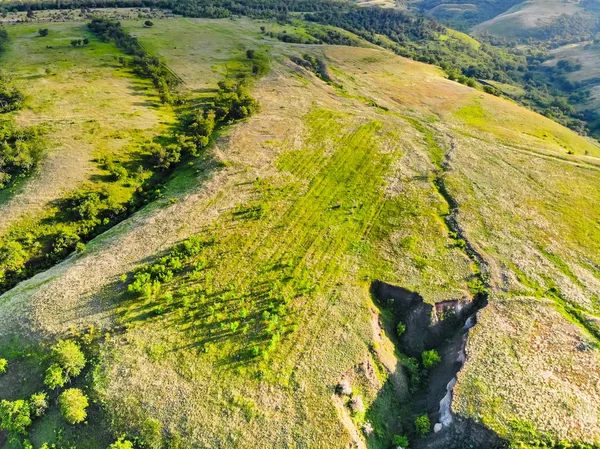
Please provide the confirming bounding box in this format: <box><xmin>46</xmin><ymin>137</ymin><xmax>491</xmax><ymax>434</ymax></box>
<box><xmin>44</xmin><ymin>363</ymin><xmax>66</xmax><ymax>390</ymax></box>
<box><xmin>38</xmin><ymin>28</ymin><xmax>49</xmax><ymax>37</ymax></box>
<box><xmin>58</xmin><ymin>388</ymin><xmax>89</xmax><ymax>424</ymax></box>
<box><xmin>108</xmin><ymin>438</ymin><xmax>134</xmax><ymax>449</ymax></box>
<box><xmin>0</xmin><ymin>358</ymin><xmax>7</xmax><ymax>375</ymax></box>
<box><xmin>29</xmin><ymin>392</ymin><xmax>49</xmax><ymax>417</ymax></box>
<box><xmin>52</xmin><ymin>340</ymin><xmax>86</xmax><ymax>378</ymax></box>
<box><xmin>421</xmin><ymin>349</ymin><xmax>441</xmax><ymax>369</ymax></box>
<box><xmin>0</xmin><ymin>399</ymin><xmax>32</xmax><ymax>436</ymax></box>
<box><xmin>144</xmin><ymin>20</ymin><xmax>154</xmax><ymax>27</ymax></box>
<box><xmin>415</xmin><ymin>414</ymin><xmax>430</xmax><ymax>436</ymax></box>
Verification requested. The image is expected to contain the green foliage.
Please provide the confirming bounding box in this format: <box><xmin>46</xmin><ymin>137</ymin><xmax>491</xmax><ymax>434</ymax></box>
<box><xmin>0</xmin><ymin>399</ymin><xmax>32</xmax><ymax>436</ymax></box>
<box><xmin>108</xmin><ymin>438</ymin><xmax>134</xmax><ymax>449</ymax></box>
<box><xmin>140</xmin><ymin>418</ymin><xmax>163</xmax><ymax>449</ymax></box>
<box><xmin>29</xmin><ymin>392</ymin><xmax>48</xmax><ymax>418</ymax></box>
<box><xmin>58</xmin><ymin>388</ymin><xmax>89</xmax><ymax>424</ymax></box>
<box><xmin>51</xmin><ymin>340</ymin><xmax>86</xmax><ymax>378</ymax></box>
<box><xmin>404</xmin><ymin>357</ymin><xmax>422</xmax><ymax>393</ymax></box>
<box><xmin>392</xmin><ymin>434</ymin><xmax>409</xmax><ymax>447</ymax></box>
<box><xmin>0</xmin><ymin>119</ymin><xmax>45</xmax><ymax>189</ymax></box>
<box><xmin>414</xmin><ymin>414</ymin><xmax>430</xmax><ymax>436</ymax></box>
<box><xmin>38</xmin><ymin>28</ymin><xmax>49</xmax><ymax>37</ymax></box>
<box><xmin>0</xmin><ymin>357</ymin><xmax>7</xmax><ymax>374</ymax></box>
<box><xmin>44</xmin><ymin>364</ymin><xmax>66</xmax><ymax>390</ymax></box>
<box><xmin>421</xmin><ymin>349</ymin><xmax>441</xmax><ymax>369</ymax></box>
<box><xmin>396</xmin><ymin>322</ymin><xmax>406</xmax><ymax>337</ymax></box>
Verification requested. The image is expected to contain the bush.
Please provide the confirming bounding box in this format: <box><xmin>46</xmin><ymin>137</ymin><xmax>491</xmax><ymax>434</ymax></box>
<box><xmin>144</xmin><ymin>20</ymin><xmax>154</xmax><ymax>27</ymax></box>
<box><xmin>29</xmin><ymin>392</ymin><xmax>48</xmax><ymax>417</ymax></box>
<box><xmin>38</xmin><ymin>28</ymin><xmax>49</xmax><ymax>37</ymax></box>
<box><xmin>396</xmin><ymin>322</ymin><xmax>406</xmax><ymax>337</ymax></box>
<box><xmin>52</xmin><ymin>340</ymin><xmax>86</xmax><ymax>378</ymax></box>
<box><xmin>392</xmin><ymin>434</ymin><xmax>409</xmax><ymax>447</ymax></box>
<box><xmin>58</xmin><ymin>388</ymin><xmax>89</xmax><ymax>424</ymax></box>
<box><xmin>415</xmin><ymin>414</ymin><xmax>430</xmax><ymax>436</ymax></box>
<box><xmin>421</xmin><ymin>349</ymin><xmax>441</xmax><ymax>369</ymax></box>
<box><xmin>109</xmin><ymin>439</ymin><xmax>134</xmax><ymax>449</ymax></box>
<box><xmin>0</xmin><ymin>358</ymin><xmax>6</xmax><ymax>375</ymax></box>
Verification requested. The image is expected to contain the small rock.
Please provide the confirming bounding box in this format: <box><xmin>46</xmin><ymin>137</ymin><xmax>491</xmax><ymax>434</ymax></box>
<box><xmin>336</xmin><ymin>380</ymin><xmax>352</xmax><ymax>396</ymax></box>
<box><xmin>434</xmin><ymin>423</ymin><xmax>443</xmax><ymax>433</ymax></box>
<box><xmin>362</xmin><ymin>421</ymin><xmax>373</xmax><ymax>435</ymax></box>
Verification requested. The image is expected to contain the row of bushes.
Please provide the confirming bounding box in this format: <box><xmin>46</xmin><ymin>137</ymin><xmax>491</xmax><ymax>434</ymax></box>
<box><xmin>88</xmin><ymin>18</ymin><xmax>180</xmax><ymax>104</ymax></box>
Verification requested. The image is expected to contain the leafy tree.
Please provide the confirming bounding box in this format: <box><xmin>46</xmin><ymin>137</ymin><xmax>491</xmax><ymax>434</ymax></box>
<box><xmin>0</xmin><ymin>399</ymin><xmax>32</xmax><ymax>436</ymax></box>
<box><xmin>0</xmin><ymin>358</ymin><xmax>7</xmax><ymax>375</ymax></box>
<box><xmin>144</xmin><ymin>20</ymin><xmax>154</xmax><ymax>27</ymax></box>
<box><xmin>52</xmin><ymin>340</ymin><xmax>86</xmax><ymax>378</ymax></box>
<box><xmin>58</xmin><ymin>388</ymin><xmax>89</xmax><ymax>424</ymax></box>
<box><xmin>83</xmin><ymin>38</ymin><xmax>90</xmax><ymax>45</ymax></box>
<box><xmin>246</xmin><ymin>49</ymin><xmax>255</xmax><ymax>59</ymax></box>
<box><xmin>44</xmin><ymin>364</ymin><xmax>67</xmax><ymax>390</ymax></box>
<box><xmin>29</xmin><ymin>392</ymin><xmax>48</xmax><ymax>417</ymax></box>
<box><xmin>421</xmin><ymin>349</ymin><xmax>441</xmax><ymax>369</ymax></box>
<box><xmin>108</xmin><ymin>438</ymin><xmax>134</xmax><ymax>449</ymax></box>
<box><xmin>38</xmin><ymin>28</ymin><xmax>49</xmax><ymax>37</ymax></box>
<box><xmin>415</xmin><ymin>414</ymin><xmax>430</xmax><ymax>436</ymax></box>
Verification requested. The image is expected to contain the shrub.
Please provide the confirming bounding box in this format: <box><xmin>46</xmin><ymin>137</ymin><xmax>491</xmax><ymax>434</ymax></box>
<box><xmin>38</xmin><ymin>28</ymin><xmax>49</xmax><ymax>37</ymax></box>
<box><xmin>421</xmin><ymin>349</ymin><xmax>441</xmax><ymax>369</ymax></box>
<box><xmin>52</xmin><ymin>340</ymin><xmax>86</xmax><ymax>378</ymax></box>
<box><xmin>392</xmin><ymin>434</ymin><xmax>409</xmax><ymax>447</ymax></box>
<box><xmin>0</xmin><ymin>358</ymin><xmax>7</xmax><ymax>375</ymax></box>
<box><xmin>415</xmin><ymin>414</ymin><xmax>430</xmax><ymax>436</ymax></box>
<box><xmin>109</xmin><ymin>439</ymin><xmax>134</xmax><ymax>449</ymax></box>
<box><xmin>144</xmin><ymin>20</ymin><xmax>154</xmax><ymax>27</ymax></box>
<box><xmin>396</xmin><ymin>322</ymin><xmax>406</xmax><ymax>337</ymax></box>
<box><xmin>29</xmin><ymin>392</ymin><xmax>48</xmax><ymax>417</ymax></box>
<box><xmin>0</xmin><ymin>399</ymin><xmax>32</xmax><ymax>435</ymax></box>
<box><xmin>44</xmin><ymin>364</ymin><xmax>66</xmax><ymax>390</ymax></box>
<box><xmin>58</xmin><ymin>388</ymin><xmax>89</xmax><ymax>424</ymax></box>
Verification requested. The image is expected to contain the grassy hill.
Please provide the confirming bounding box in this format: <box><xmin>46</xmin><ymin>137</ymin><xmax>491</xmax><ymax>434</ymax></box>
<box><xmin>0</xmin><ymin>11</ymin><xmax>599</xmax><ymax>449</ymax></box>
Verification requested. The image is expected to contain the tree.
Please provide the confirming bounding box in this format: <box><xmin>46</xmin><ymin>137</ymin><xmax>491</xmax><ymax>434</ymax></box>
<box><xmin>38</xmin><ymin>28</ymin><xmax>49</xmax><ymax>37</ymax></box>
<box><xmin>0</xmin><ymin>399</ymin><xmax>32</xmax><ymax>436</ymax></box>
<box><xmin>421</xmin><ymin>349</ymin><xmax>441</xmax><ymax>369</ymax></box>
<box><xmin>44</xmin><ymin>364</ymin><xmax>66</xmax><ymax>390</ymax></box>
<box><xmin>415</xmin><ymin>414</ymin><xmax>430</xmax><ymax>436</ymax></box>
<box><xmin>70</xmin><ymin>40</ymin><xmax>79</xmax><ymax>47</ymax></box>
<box><xmin>246</xmin><ymin>49</ymin><xmax>255</xmax><ymax>59</ymax></box>
<box><xmin>83</xmin><ymin>38</ymin><xmax>89</xmax><ymax>45</ymax></box>
<box><xmin>0</xmin><ymin>358</ymin><xmax>7</xmax><ymax>375</ymax></box>
<box><xmin>58</xmin><ymin>388</ymin><xmax>89</xmax><ymax>424</ymax></box>
<box><xmin>108</xmin><ymin>438</ymin><xmax>134</xmax><ymax>449</ymax></box>
<box><xmin>52</xmin><ymin>340</ymin><xmax>86</xmax><ymax>378</ymax></box>
<box><xmin>144</xmin><ymin>20</ymin><xmax>154</xmax><ymax>27</ymax></box>
<box><xmin>29</xmin><ymin>392</ymin><xmax>48</xmax><ymax>417</ymax></box>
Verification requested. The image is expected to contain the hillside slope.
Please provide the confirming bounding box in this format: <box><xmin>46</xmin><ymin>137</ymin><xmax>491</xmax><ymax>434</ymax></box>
<box><xmin>0</xmin><ymin>15</ymin><xmax>599</xmax><ymax>449</ymax></box>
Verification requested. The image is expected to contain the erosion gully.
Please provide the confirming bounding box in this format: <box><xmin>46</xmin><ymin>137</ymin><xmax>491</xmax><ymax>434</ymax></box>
<box><xmin>371</xmin><ymin>128</ymin><xmax>507</xmax><ymax>448</ymax></box>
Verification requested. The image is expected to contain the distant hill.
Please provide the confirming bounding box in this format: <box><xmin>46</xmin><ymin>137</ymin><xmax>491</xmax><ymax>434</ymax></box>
<box><xmin>412</xmin><ymin>0</ymin><xmax>600</xmax><ymax>42</ymax></box>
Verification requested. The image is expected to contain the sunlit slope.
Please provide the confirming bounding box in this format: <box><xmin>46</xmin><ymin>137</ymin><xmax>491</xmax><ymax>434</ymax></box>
<box><xmin>1</xmin><ymin>17</ymin><xmax>600</xmax><ymax>448</ymax></box>
<box><xmin>0</xmin><ymin>22</ymin><xmax>170</xmax><ymax>233</ymax></box>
